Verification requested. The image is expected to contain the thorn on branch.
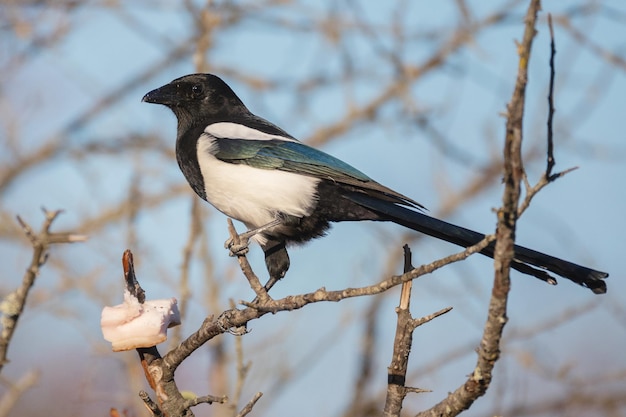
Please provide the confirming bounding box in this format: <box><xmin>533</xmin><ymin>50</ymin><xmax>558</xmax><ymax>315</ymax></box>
<box><xmin>410</xmin><ymin>306</ymin><xmax>454</xmax><ymax>331</ymax></box>
<box><xmin>547</xmin><ymin>166</ymin><xmax>578</xmax><ymax>182</ymax></box>
<box><xmin>405</xmin><ymin>387</ymin><xmax>433</xmax><ymax>395</ymax></box>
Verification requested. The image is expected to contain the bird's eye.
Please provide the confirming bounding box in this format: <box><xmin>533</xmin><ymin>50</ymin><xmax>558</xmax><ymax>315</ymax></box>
<box><xmin>191</xmin><ymin>84</ymin><xmax>204</xmax><ymax>97</ymax></box>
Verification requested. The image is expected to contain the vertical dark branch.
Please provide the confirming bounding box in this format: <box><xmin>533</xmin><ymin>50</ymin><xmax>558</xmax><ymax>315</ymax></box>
<box><xmin>402</xmin><ymin>244</ymin><xmax>414</xmax><ymax>275</ymax></box>
<box><xmin>517</xmin><ymin>14</ymin><xmax>578</xmax><ymax>218</ymax></box>
<box><xmin>546</xmin><ymin>14</ymin><xmax>556</xmax><ymax>178</ymax></box>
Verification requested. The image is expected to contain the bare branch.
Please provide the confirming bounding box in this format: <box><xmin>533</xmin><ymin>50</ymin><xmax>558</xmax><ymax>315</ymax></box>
<box><xmin>0</xmin><ymin>209</ymin><xmax>86</xmax><ymax>374</ymax></box>
<box><xmin>227</xmin><ymin>219</ymin><xmax>271</xmax><ymax>303</ymax></box>
<box><xmin>0</xmin><ymin>369</ymin><xmax>40</xmax><ymax>417</ymax></box>
<box><xmin>184</xmin><ymin>394</ymin><xmax>228</xmax><ymax>409</ymax></box>
<box><xmin>235</xmin><ymin>392</ymin><xmax>263</xmax><ymax>417</ymax></box>
<box><xmin>416</xmin><ymin>1</ymin><xmax>542</xmax><ymax>415</ymax></box>
<box><xmin>546</xmin><ymin>14</ymin><xmax>557</xmax><ymax>177</ymax></box>
<box><xmin>170</xmin><ymin>197</ymin><xmax>203</xmax><ymax>348</ymax></box>
<box><xmin>229</xmin><ymin>312</ymin><xmax>252</xmax><ymax>417</ymax></box>
<box><xmin>517</xmin><ymin>14</ymin><xmax>576</xmax><ymax>217</ymax></box>
<box><xmin>383</xmin><ymin>246</ymin><xmax>449</xmax><ymax>417</ymax></box>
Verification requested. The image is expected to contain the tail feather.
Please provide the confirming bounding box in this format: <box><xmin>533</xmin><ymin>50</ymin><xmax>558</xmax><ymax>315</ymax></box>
<box><xmin>345</xmin><ymin>192</ymin><xmax>608</xmax><ymax>294</ymax></box>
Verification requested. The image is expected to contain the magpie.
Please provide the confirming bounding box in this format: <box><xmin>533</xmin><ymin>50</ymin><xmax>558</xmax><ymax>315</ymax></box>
<box><xmin>142</xmin><ymin>73</ymin><xmax>608</xmax><ymax>294</ymax></box>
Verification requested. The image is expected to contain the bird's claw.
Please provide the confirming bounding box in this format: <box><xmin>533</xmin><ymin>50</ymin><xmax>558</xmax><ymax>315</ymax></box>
<box><xmin>225</xmin><ymin>219</ymin><xmax>283</xmax><ymax>257</ymax></box>
<box><xmin>225</xmin><ymin>236</ymin><xmax>250</xmax><ymax>256</ymax></box>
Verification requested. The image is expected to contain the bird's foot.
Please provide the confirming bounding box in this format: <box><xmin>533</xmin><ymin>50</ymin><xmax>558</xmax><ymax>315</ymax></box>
<box><xmin>224</xmin><ymin>218</ymin><xmax>284</xmax><ymax>257</ymax></box>
<box><xmin>225</xmin><ymin>235</ymin><xmax>250</xmax><ymax>257</ymax></box>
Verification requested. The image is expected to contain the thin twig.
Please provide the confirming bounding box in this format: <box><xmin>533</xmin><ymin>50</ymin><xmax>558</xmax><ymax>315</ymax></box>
<box><xmin>411</xmin><ymin>306</ymin><xmax>454</xmax><ymax>329</ymax></box>
<box><xmin>183</xmin><ymin>394</ymin><xmax>228</xmax><ymax>408</ymax></box>
<box><xmin>0</xmin><ymin>369</ymin><xmax>40</xmax><ymax>417</ymax></box>
<box><xmin>230</xmin><ymin>308</ymin><xmax>251</xmax><ymax>416</ymax></box>
<box><xmin>235</xmin><ymin>392</ymin><xmax>263</xmax><ymax>417</ymax></box>
<box><xmin>517</xmin><ymin>13</ymin><xmax>577</xmax><ymax>218</ymax></box>
<box><xmin>170</xmin><ymin>197</ymin><xmax>203</xmax><ymax>347</ymax></box>
<box><xmin>239</xmin><ymin>234</ymin><xmax>495</xmax><ymax>313</ymax></box>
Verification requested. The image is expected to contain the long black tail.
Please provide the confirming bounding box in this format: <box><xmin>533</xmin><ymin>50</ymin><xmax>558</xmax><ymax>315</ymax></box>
<box><xmin>346</xmin><ymin>193</ymin><xmax>608</xmax><ymax>294</ymax></box>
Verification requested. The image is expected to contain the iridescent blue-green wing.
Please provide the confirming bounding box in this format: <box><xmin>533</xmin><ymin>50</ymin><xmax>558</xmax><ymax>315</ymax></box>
<box><xmin>213</xmin><ymin>138</ymin><xmax>424</xmax><ymax>210</ymax></box>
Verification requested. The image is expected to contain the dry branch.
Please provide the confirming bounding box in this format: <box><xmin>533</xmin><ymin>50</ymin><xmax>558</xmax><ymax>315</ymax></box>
<box><xmin>383</xmin><ymin>246</ymin><xmax>450</xmax><ymax>417</ymax></box>
<box><xmin>119</xmin><ymin>226</ymin><xmax>494</xmax><ymax>415</ymax></box>
<box><xmin>416</xmin><ymin>1</ymin><xmax>542</xmax><ymax>415</ymax></box>
<box><xmin>0</xmin><ymin>209</ymin><xmax>86</xmax><ymax>374</ymax></box>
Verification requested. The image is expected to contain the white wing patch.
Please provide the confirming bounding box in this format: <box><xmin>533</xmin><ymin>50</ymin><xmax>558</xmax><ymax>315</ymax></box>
<box><xmin>196</xmin><ymin>134</ymin><xmax>319</xmax><ymax>243</ymax></box>
<box><xmin>204</xmin><ymin>122</ymin><xmax>299</xmax><ymax>143</ymax></box>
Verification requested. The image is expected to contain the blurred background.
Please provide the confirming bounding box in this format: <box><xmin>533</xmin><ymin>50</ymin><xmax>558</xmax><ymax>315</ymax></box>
<box><xmin>0</xmin><ymin>1</ymin><xmax>624</xmax><ymax>416</ymax></box>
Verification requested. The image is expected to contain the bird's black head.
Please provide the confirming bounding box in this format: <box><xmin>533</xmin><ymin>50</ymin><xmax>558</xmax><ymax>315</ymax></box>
<box><xmin>142</xmin><ymin>73</ymin><xmax>247</xmax><ymax>130</ymax></box>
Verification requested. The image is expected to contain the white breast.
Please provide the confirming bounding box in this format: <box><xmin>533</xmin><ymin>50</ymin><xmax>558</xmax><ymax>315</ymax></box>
<box><xmin>196</xmin><ymin>134</ymin><xmax>320</xmax><ymax>234</ymax></box>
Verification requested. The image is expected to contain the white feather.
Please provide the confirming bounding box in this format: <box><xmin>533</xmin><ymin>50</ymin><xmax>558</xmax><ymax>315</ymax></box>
<box><xmin>205</xmin><ymin>122</ymin><xmax>299</xmax><ymax>142</ymax></box>
<box><xmin>196</xmin><ymin>133</ymin><xmax>319</xmax><ymax>244</ymax></box>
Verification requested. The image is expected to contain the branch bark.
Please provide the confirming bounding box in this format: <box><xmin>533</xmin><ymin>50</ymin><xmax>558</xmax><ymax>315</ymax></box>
<box><xmin>383</xmin><ymin>246</ymin><xmax>450</xmax><ymax>417</ymax></box>
<box><xmin>415</xmin><ymin>0</ymin><xmax>542</xmax><ymax>415</ymax></box>
<box><xmin>114</xmin><ymin>227</ymin><xmax>491</xmax><ymax>415</ymax></box>
<box><xmin>0</xmin><ymin>209</ymin><xmax>86</xmax><ymax>374</ymax></box>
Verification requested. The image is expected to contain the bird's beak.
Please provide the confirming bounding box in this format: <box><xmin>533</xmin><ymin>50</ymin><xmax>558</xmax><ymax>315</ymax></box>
<box><xmin>142</xmin><ymin>83</ymin><xmax>177</xmax><ymax>105</ymax></box>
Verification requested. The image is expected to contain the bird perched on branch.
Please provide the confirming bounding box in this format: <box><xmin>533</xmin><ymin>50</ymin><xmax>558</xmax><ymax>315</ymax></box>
<box><xmin>143</xmin><ymin>73</ymin><xmax>608</xmax><ymax>294</ymax></box>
